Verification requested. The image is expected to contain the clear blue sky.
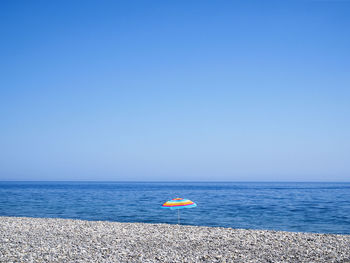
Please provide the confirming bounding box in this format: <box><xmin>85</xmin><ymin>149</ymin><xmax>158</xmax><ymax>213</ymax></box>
<box><xmin>1</xmin><ymin>0</ymin><xmax>349</xmax><ymax>181</ymax></box>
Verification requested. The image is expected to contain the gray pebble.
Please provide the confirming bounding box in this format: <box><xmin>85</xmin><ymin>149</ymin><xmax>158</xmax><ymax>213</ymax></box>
<box><xmin>0</xmin><ymin>217</ymin><xmax>349</xmax><ymax>262</ymax></box>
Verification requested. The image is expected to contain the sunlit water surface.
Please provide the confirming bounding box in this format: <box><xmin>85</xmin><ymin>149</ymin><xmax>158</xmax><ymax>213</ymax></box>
<box><xmin>0</xmin><ymin>182</ymin><xmax>349</xmax><ymax>234</ymax></box>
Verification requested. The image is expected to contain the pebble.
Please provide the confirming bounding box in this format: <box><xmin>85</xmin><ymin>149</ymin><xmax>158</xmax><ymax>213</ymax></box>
<box><xmin>0</xmin><ymin>216</ymin><xmax>349</xmax><ymax>262</ymax></box>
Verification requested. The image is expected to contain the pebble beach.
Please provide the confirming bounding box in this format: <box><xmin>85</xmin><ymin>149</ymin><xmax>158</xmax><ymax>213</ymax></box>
<box><xmin>1</xmin><ymin>217</ymin><xmax>349</xmax><ymax>263</ymax></box>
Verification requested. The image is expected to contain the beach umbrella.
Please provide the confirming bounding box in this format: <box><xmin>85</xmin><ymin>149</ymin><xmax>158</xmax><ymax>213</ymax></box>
<box><xmin>161</xmin><ymin>198</ymin><xmax>197</xmax><ymax>224</ymax></box>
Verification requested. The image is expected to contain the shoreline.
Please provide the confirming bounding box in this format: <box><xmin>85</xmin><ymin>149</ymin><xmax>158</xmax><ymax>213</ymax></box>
<box><xmin>1</xmin><ymin>216</ymin><xmax>349</xmax><ymax>262</ymax></box>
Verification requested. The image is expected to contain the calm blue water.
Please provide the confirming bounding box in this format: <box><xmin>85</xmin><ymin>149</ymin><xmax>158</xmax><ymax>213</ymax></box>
<box><xmin>0</xmin><ymin>182</ymin><xmax>349</xmax><ymax>234</ymax></box>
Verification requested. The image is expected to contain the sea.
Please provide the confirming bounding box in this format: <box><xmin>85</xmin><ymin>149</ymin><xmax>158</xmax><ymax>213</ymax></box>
<box><xmin>0</xmin><ymin>181</ymin><xmax>349</xmax><ymax>235</ymax></box>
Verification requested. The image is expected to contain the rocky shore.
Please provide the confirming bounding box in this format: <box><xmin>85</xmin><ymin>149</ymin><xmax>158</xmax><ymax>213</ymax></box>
<box><xmin>0</xmin><ymin>217</ymin><xmax>349</xmax><ymax>262</ymax></box>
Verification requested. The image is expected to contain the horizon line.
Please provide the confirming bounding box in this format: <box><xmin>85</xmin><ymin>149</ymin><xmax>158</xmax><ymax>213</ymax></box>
<box><xmin>1</xmin><ymin>180</ymin><xmax>349</xmax><ymax>183</ymax></box>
